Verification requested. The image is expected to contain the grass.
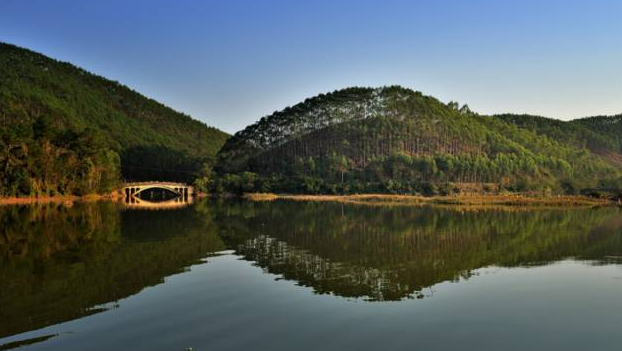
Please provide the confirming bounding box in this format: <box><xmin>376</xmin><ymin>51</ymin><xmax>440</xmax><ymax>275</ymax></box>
<box><xmin>0</xmin><ymin>192</ymin><xmax>121</xmax><ymax>206</ymax></box>
<box><xmin>243</xmin><ymin>193</ymin><xmax>613</xmax><ymax>208</ymax></box>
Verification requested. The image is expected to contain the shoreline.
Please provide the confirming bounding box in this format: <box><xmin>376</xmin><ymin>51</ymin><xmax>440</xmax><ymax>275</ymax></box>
<box><xmin>243</xmin><ymin>193</ymin><xmax>616</xmax><ymax>207</ymax></box>
<box><xmin>0</xmin><ymin>192</ymin><xmax>616</xmax><ymax>208</ymax></box>
<box><xmin>0</xmin><ymin>193</ymin><xmax>120</xmax><ymax>206</ymax></box>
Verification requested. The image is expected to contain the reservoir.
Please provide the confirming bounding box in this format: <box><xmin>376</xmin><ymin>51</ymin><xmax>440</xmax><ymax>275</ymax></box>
<box><xmin>2</xmin><ymin>199</ymin><xmax>622</xmax><ymax>351</ymax></box>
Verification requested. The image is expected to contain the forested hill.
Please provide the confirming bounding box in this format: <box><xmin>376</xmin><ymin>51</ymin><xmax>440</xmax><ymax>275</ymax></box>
<box><xmin>495</xmin><ymin>114</ymin><xmax>622</xmax><ymax>167</ymax></box>
<box><xmin>214</xmin><ymin>86</ymin><xmax>622</xmax><ymax>195</ymax></box>
<box><xmin>0</xmin><ymin>42</ymin><xmax>228</xmax><ymax>196</ymax></box>
<box><xmin>574</xmin><ymin>114</ymin><xmax>622</xmax><ymax>151</ymax></box>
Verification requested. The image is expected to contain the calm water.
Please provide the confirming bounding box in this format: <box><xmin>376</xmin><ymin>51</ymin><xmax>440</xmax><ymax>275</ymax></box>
<box><xmin>2</xmin><ymin>200</ymin><xmax>622</xmax><ymax>350</ymax></box>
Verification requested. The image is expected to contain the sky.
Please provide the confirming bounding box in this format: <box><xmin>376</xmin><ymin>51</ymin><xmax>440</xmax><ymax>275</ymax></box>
<box><xmin>1</xmin><ymin>0</ymin><xmax>621</xmax><ymax>133</ymax></box>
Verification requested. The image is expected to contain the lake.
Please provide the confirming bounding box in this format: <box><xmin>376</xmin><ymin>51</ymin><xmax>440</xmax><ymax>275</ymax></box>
<box><xmin>2</xmin><ymin>199</ymin><xmax>622</xmax><ymax>350</ymax></box>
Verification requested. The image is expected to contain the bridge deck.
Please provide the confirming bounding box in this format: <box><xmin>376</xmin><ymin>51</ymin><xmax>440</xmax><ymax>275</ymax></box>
<box><xmin>124</xmin><ymin>182</ymin><xmax>190</xmax><ymax>187</ymax></box>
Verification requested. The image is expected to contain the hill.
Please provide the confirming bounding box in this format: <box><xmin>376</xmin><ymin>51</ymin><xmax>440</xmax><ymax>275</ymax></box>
<box><xmin>574</xmin><ymin>114</ymin><xmax>622</xmax><ymax>155</ymax></box>
<box><xmin>495</xmin><ymin>113</ymin><xmax>622</xmax><ymax>167</ymax></box>
<box><xmin>214</xmin><ymin>86</ymin><xmax>622</xmax><ymax>195</ymax></box>
<box><xmin>0</xmin><ymin>43</ymin><xmax>228</xmax><ymax>196</ymax></box>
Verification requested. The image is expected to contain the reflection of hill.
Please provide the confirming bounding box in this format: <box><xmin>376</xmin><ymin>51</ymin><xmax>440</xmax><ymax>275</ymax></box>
<box><xmin>215</xmin><ymin>201</ymin><xmax>622</xmax><ymax>301</ymax></box>
<box><xmin>0</xmin><ymin>202</ymin><xmax>224</xmax><ymax>338</ymax></box>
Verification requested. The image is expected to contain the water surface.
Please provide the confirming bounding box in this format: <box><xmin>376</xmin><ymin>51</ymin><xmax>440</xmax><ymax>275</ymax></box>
<box><xmin>2</xmin><ymin>200</ymin><xmax>622</xmax><ymax>350</ymax></box>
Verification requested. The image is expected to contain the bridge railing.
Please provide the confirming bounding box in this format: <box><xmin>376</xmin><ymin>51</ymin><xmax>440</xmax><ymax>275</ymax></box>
<box><xmin>123</xmin><ymin>181</ymin><xmax>191</xmax><ymax>187</ymax></box>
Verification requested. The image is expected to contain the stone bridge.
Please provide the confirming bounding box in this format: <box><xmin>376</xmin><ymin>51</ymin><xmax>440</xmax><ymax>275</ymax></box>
<box><xmin>123</xmin><ymin>182</ymin><xmax>194</xmax><ymax>199</ymax></box>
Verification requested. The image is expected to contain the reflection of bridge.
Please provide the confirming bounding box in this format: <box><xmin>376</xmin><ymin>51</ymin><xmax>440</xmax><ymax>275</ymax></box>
<box><xmin>123</xmin><ymin>182</ymin><xmax>194</xmax><ymax>199</ymax></box>
<box><xmin>122</xmin><ymin>182</ymin><xmax>195</xmax><ymax>210</ymax></box>
<box><xmin>124</xmin><ymin>196</ymin><xmax>194</xmax><ymax>210</ymax></box>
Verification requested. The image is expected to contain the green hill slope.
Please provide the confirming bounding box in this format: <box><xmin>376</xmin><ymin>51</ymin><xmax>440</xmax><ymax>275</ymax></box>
<box><xmin>0</xmin><ymin>43</ymin><xmax>228</xmax><ymax>196</ymax></box>
<box><xmin>573</xmin><ymin>114</ymin><xmax>622</xmax><ymax>155</ymax></box>
<box><xmin>214</xmin><ymin>86</ymin><xmax>621</xmax><ymax>195</ymax></box>
<box><xmin>495</xmin><ymin>113</ymin><xmax>622</xmax><ymax>167</ymax></box>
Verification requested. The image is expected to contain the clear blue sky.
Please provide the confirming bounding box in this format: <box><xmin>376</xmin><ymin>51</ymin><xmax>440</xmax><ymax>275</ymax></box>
<box><xmin>1</xmin><ymin>0</ymin><xmax>621</xmax><ymax>133</ymax></box>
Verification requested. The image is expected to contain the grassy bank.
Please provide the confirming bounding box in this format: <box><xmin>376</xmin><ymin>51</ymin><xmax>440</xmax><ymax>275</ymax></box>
<box><xmin>0</xmin><ymin>192</ymin><xmax>121</xmax><ymax>206</ymax></box>
<box><xmin>243</xmin><ymin>193</ymin><xmax>614</xmax><ymax>207</ymax></box>
<box><xmin>2</xmin><ymin>191</ymin><xmax>613</xmax><ymax>208</ymax></box>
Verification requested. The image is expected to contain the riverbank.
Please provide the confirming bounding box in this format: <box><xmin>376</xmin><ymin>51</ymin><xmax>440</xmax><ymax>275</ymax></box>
<box><xmin>1</xmin><ymin>192</ymin><xmax>615</xmax><ymax>208</ymax></box>
<box><xmin>243</xmin><ymin>193</ymin><xmax>615</xmax><ymax>207</ymax></box>
<box><xmin>0</xmin><ymin>192</ymin><xmax>121</xmax><ymax>206</ymax></box>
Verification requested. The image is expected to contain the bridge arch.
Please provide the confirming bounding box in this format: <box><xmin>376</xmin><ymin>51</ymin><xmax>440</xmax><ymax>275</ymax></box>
<box><xmin>123</xmin><ymin>182</ymin><xmax>194</xmax><ymax>199</ymax></box>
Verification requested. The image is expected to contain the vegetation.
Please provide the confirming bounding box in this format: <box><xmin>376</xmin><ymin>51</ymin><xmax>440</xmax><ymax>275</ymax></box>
<box><xmin>496</xmin><ymin>113</ymin><xmax>622</xmax><ymax>168</ymax></box>
<box><xmin>243</xmin><ymin>193</ymin><xmax>611</xmax><ymax>207</ymax></box>
<box><xmin>0</xmin><ymin>116</ymin><xmax>120</xmax><ymax>196</ymax></box>
<box><xmin>574</xmin><ymin>114</ymin><xmax>622</xmax><ymax>155</ymax></box>
<box><xmin>0</xmin><ymin>42</ymin><xmax>228</xmax><ymax>197</ymax></box>
<box><xmin>213</xmin><ymin>86</ymin><xmax>622</xmax><ymax>195</ymax></box>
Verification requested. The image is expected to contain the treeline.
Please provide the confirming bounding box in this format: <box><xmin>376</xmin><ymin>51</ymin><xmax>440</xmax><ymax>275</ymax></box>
<box><xmin>574</xmin><ymin>114</ymin><xmax>622</xmax><ymax>154</ymax></box>
<box><xmin>0</xmin><ymin>117</ymin><xmax>120</xmax><ymax>197</ymax></box>
<box><xmin>204</xmin><ymin>153</ymin><xmax>619</xmax><ymax>196</ymax></box>
<box><xmin>120</xmin><ymin>146</ymin><xmax>211</xmax><ymax>183</ymax></box>
<box><xmin>497</xmin><ymin>113</ymin><xmax>622</xmax><ymax>165</ymax></box>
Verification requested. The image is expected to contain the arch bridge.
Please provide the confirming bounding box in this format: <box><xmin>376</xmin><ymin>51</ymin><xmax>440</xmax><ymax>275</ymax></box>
<box><xmin>123</xmin><ymin>182</ymin><xmax>194</xmax><ymax>199</ymax></box>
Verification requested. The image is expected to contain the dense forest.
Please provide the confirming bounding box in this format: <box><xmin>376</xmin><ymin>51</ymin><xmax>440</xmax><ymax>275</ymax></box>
<box><xmin>213</xmin><ymin>86</ymin><xmax>622</xmax><ymax>195</ymax></box>
<box><xmin>496</xmin><ymin>113</ymin><xmax>622</xmax><ymax>167</ymax></box>
<box><xmin>0</xmin><ymin>42</ymin><xmax>228</xmax><ymax>197</ymax></box>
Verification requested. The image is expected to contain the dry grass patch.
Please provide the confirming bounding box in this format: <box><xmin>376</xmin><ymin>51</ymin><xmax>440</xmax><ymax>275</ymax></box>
<box><xmin>244</xmin><ymin>193</ymin><xmax>611</xmax><ymax>208</ymax></box>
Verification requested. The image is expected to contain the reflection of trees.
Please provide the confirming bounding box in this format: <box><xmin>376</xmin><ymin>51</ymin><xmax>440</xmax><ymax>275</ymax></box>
<box><xmin>3</xmin><ymin>200</ymin><xmax>622</xmax><ymax>338</ymax></box>
<box><xmin>0</xmin><ymin>201</ymin><xmax>224</xmax><ymax>338</ymax></box>
<box><xmin>215</xmin><ymin>201</ymin><xmax>622</xmax><ymax>301</ymax></box>
<box><xmin>241</xmin><ymin>235</ymin><xmax>415</xmax><ymax>301</ymax></box>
